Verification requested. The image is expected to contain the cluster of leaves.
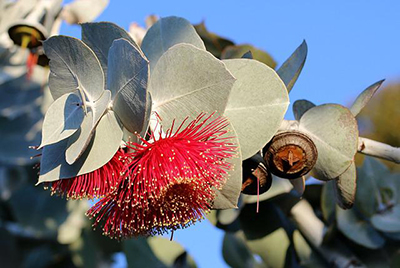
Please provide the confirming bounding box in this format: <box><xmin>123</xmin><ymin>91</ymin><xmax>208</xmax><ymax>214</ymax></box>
<box><xmin>0</xmin><ymin>2</ymin><xmax>399</xmax><ymax>267</ymax></box>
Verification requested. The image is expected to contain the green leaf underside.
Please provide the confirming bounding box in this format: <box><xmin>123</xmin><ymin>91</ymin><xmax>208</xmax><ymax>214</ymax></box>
<box><xmin>221</xmin><ymin>44</ymin><xmax>277</xmax><ymax>69</ymax></box>
<box><xmin>150</xmin><ymin>43</ymin><xmax>235</xmax><ymax>130</ymax></box>
<box><xmin>65</xmin><ymin>90</ymin><xmax>111</xmax><ymax>164</ymax></box>
<box><xmin>212</xmin><ymin>123</ymin><xmax>242</xmax><ymax>210</ymax></box>
<box><xmin>44</xmin><ymin>36</ymin><xmax>104</xmax><ymax>101</ymax></box>
<box><xmin>223</xmin><ymin>59</ymin><xmax>289</xmax><ymax>160</ymax></box>
<box><xmin>293</xmin><ymin>99</ymin><xmax>316</xmax><ymax>121</ymax></box>
<box><xmin>277</xmin><ymin>40</ymin><xmax>308</xmax><ymax>93</ymax></box>
<box><xmin>321</xmin><ymin>180</ymin><xmax>337</xmax><ymax>223</ymax></box>
<box><xmin>142</xmin><ymin>16</ymin><xmax>206</xmax><ymax>71</ymax></box>
<box><xmin>81</xmin><ymin>22</ymin><xmax>141</xmax><ymax>79</ymax></box>
<box><xmin>222</xmin><ymin>233</ymin><xmax>256</xmax><ymax>268</ymax></box>
<box><xmin>39</xmin><ymin>92</ymin><xmax>84</xmax><ymax>148</ymax></box>
<box><xmin>350</xmin><ymin>80</ymin><xmax>384</xmax><ymax>116</ymax></box>
<box><xmin>39</xmin><ymin>110</ymin><xmax>122</xmax><ymax>183</ymax></box>
<box><xmin>108</xmin><ymin>38</ymin><xmax>150</xmax><ymax>134</ymax></box>
<box><xmin>336</xmin><ymin>207</ymin><xmax>385</xmax><ymax>249</ymax></box>
<box><xmin>299</xmin><ymin>104</ymin><xmax>358</xmax><ymax>180</ymax></box>
<box><xmin>334</xmin><ymin>162</ymin><xmax>357</xmax><ymax>209</ymax></box>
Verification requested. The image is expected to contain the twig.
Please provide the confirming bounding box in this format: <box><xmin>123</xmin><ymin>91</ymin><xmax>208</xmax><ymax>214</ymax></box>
<box><xmin>358</xmin><ymin>137</ymin><xmax>400</xmax><ymax>164</ymax></box>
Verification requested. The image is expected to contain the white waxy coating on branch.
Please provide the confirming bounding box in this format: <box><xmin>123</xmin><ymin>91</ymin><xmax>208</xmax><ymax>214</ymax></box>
<box><xmin>358</xmin><ymin>137</ymin><xmax>400</xmax><ymax>164</ymax></box>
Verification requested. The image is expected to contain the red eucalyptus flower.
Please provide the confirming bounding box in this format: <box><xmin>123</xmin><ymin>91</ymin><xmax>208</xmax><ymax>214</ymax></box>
<box><xmin>87</xmin><ymin>114</ymin><xmax>237</xmax><ymax>239</ymax></box>
<box><xmin>47</xmin><ymin>148</ymin><xmax>128</xmax><ymax>199</ymax></box>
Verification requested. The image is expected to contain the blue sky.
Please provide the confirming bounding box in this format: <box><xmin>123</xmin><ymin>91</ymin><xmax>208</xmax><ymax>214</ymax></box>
<box><xmin>60</xmin><ymin>1</ymin><xmax>400</xmax><ymax>267</ymax></box>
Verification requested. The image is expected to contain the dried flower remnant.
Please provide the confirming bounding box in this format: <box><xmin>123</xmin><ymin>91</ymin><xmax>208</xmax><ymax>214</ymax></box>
<box><xmin>87</xmin><ymin>114</ymin><xmax>237</xmax><ymax>239</ymax></box>
<box><xmin>45</xmin><ymin>148</ymin><xmax>128</xmax><ymax>199</ymax></box>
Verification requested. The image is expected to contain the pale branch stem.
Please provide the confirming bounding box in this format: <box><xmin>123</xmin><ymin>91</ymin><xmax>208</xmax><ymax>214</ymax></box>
<box><xmin>290</xmin><ymin>199</ymin><xmax>324</xmax><ymax>247</ymax></box>
<box><xmin>358</xmin><ymin>137</ymin><xmax>400</xmax><ymax>164</ymax></box>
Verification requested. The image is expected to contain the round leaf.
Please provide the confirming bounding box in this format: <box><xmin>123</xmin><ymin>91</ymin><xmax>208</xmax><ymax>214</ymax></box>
<box><xmin>39</xmin><ymin>92</ymin><xmax>84</xmax><ymax>148</ymax></box>
<box><xmin>81</xmin><ymin>22</ymin><xmax>140</xmax><ymax>77</ymax></box>
<box><xmin>66</xmin><ymin>90</ymin><xmax>111</xmax><ymax>164</ymax></box>
<box><xmin>299</xmin><ymin>104</ymin><xmax>359</xmax><ymax>180</ymax></box>
<box><xmin>44</xmin><ymin>36</ymin><xmax>104</xmax><ymax>101</ymax></box>
<box><xmin>39</xmin><ymin>110</ymin><xmax>123</xmax><ymax>183</ymax></box>
<box><xmin>212</xmin><ymin>123</ymin><xmax>242</xmax><ymax>210</ymax></box>
<box><xmin>223</xmin><ymin>59</ymin><xmax>289</xmax><ymax>160</ymax></box>
<box><xmin>334</xmin><ymin>162</ymin><xmax>357</xmax><ymax>209</ymax></box>
<box><xmin>108</xmin><ymin>38</ymin><xmax>150</xmax><ymax>133</ymax></box>
<box><xmin>142</xmin><ymin>16</ymin><xmax>205</xmax><ymax>71</ymax></box>
<box><xmin>150</xmin><ymin>43</ymin><xmax>235</xmax><ymax>130</ymax></box>
<box><xmin>222</xmin><ymin>233</ymin><xmax>256</xmax><ymax>268</ymax></box>
<box><xmin>371</xmin><ymin>204</ymin><xmax>400</xmax><ymax>233</ymax></box>
<box><xmin>336</xmin><ymin>207</ymin><xmax>385</xmax><ymax>249</ymax></box>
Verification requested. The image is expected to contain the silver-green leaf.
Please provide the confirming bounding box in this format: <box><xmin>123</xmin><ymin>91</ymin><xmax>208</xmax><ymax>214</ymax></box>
<box><xmin>65</xmin><ymin>90</ymin><xmax>111</xmax><ymax>164</ymax></box>
<box><xmin>212</xmin><ymin>124</ymin><xmax>242</xmax><ymax>210</ymax></box>
<box><xmin>108</xmin><ymin>38</ymin><xmax>149</xmax><ymax>134</ymax></box>
<box><xmin>44</xmin><ymin>36</ymin><xmax>104</xmax><ymax>101</ymax></box>
<box><xmin>277</xmin><ymin>40</ymin><xmax>308</xmax><ymax>93</ymax></box>
<box><xmin>81</xmin><ymin>22</ymin><xmax>140</xmax><ymax>78</ymax></box>
<box><xmin>223</xmin><ymin>58</ymin><xmax>289</xmax><ymax>159</ymax></box>
<box><xmin>336</xmin><ymin>207</ymin><xmax>385</xmax><ymax>249</ymax></box>
<box><xmin>39</xmin><ymin>92</ymin><xmax>84</xmax><ymax>148</ymax></box>
<box><xmin>38</xmin><ymin>110</ymin><xmax>122</xmax><ymax>183</ymax></box>
<box><xmin>150</xmin><ymin>44</ymin><xmax>235</xmax><ymax>130</ymax></box>
<box><xmin>293</xmin><ymin>99</ymin><xmax>316</xmax><ymax>121</ymax></box>
<box><xmin>142</xmin><ymin>16</ymin><xmax>205</xmax><ymax>71</ymax></box>
<box><xmin>350</xmin><ymin>80</ymin><xmax>384</xmax><ymax>116</ymax></box>
<box><xmin>333</xmin><ymin>162</ymin><xmax>357</xmax><ymax>209</ymax></box>
<box><xmin>299</xmin><ymin>104</ymin><xmax>358</xmax><ymax>180</ymax></box>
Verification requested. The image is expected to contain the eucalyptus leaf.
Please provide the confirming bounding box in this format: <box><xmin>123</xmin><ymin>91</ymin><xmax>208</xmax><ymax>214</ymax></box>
<box><xmin>0</xmin><ymin>111</ymin><xmax>42</xmax><ymax>165</ymax></box>
<box><xmin>39</xmin><ymin>92</ymin><xmax>84</xmax><ymax>148</ymax></box>
<box><xmin>44</xmin><ymin>35</ymin><xmax>104</xmax><ymax>101</ymax></box>
<box><xmin>81</xmin><ymin>22</ymin><xmax>140</xmax><ymax>77</ymax></box>
<box><xmin>277</xmin><ymin>40</ymin><xmax>308</xmax><ymax>93</ymax></box>
<box><xmin>299</xmin><ymin>104</ymin><xmax>359</xmax><ymax>180</ymax></box>
<box><xmin>142</xmin><ymin>16</ymin><xmax>205</xmax><ymax>71</ymax></box>
<box><xmin>123</xmin><ymin>238</ymin><xmax>167</xmax><ymax>268</ymax></box>
<box><xmin>66</xmin><ymin>90</ymin><xmax>111</xmax><ymax>164</ymax></box>
<box><xmin>218</xmin><ymin>208</ymin><xmax>241</xmax><ymax>226</ymax></box>
<box><xmin>321</xmin><ymin>180</ymin><xmax>337</xmax><ymax>223</ymax></box>
<box><xmin>9</xmin><ymin>183</ymin><xmax>68</xmax><ymax>236</ymax></box>
<box><xmin>39</xmin><ymin>110</ymin><xmax>122</xmax><ymax>183</ymax></box>
<box><xmin>223</xmin><ymin>59</ymin><xmax>289</xmax><ymax>159</ymax></box>
<box><xmin>371</xmin><ymin>204</ymin><xmax>400</xmax><ymax>233</ymax></box>
<box><xmin>0</xmin><ymin>72</ymin><xmax>42</xmax><ymax>119</ymax></box>
<box><xmin>150</xmin><ymin>43</ymin><xmax>235</xmax><ymax>130</ymax></box>
<box><xmin>222</xmin><ymin>233</ymin><xmax>256</xmax><ymax>268</ymax></box>
<box><xmin>334</xmin><ymin>162</ymin><xmax>357</xmax><ymax>209</ymax></box>
<box><xmin>293</xmin><ymin>99</ymin><xmax>316</xmax><ymax>121</ymax></box>
<box><xmin>221</xmin><ymin>44</ymin><xmax>276</xmax><ymax>69</ymax></box>
<box><xmin>244</xmin><ymin>228</ymin><xmax>290</xmax><ymax>268</ymax></box>
<box><xmin>108</xmin><ymin>38</ymin><xmax>150</xmax><ymax>133</ymax></box>
<box><xmin>350</xmin><ymin>80</ymin><xmax>384</xmax><ymax>116</ymax></box>
<box><xmin>355</xmin><ymin>157</ymin><xmax>389</xmax><ymax>217</ymax></box>
<box><xmin>336</xmin><ymin>207</ymin><xmax>385</xmax><ymax>249</ymax></box>
<box><xmin>213</xmin><ymin>124</ymin><xmax>242</xmax><ymax>209</ymax></box>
